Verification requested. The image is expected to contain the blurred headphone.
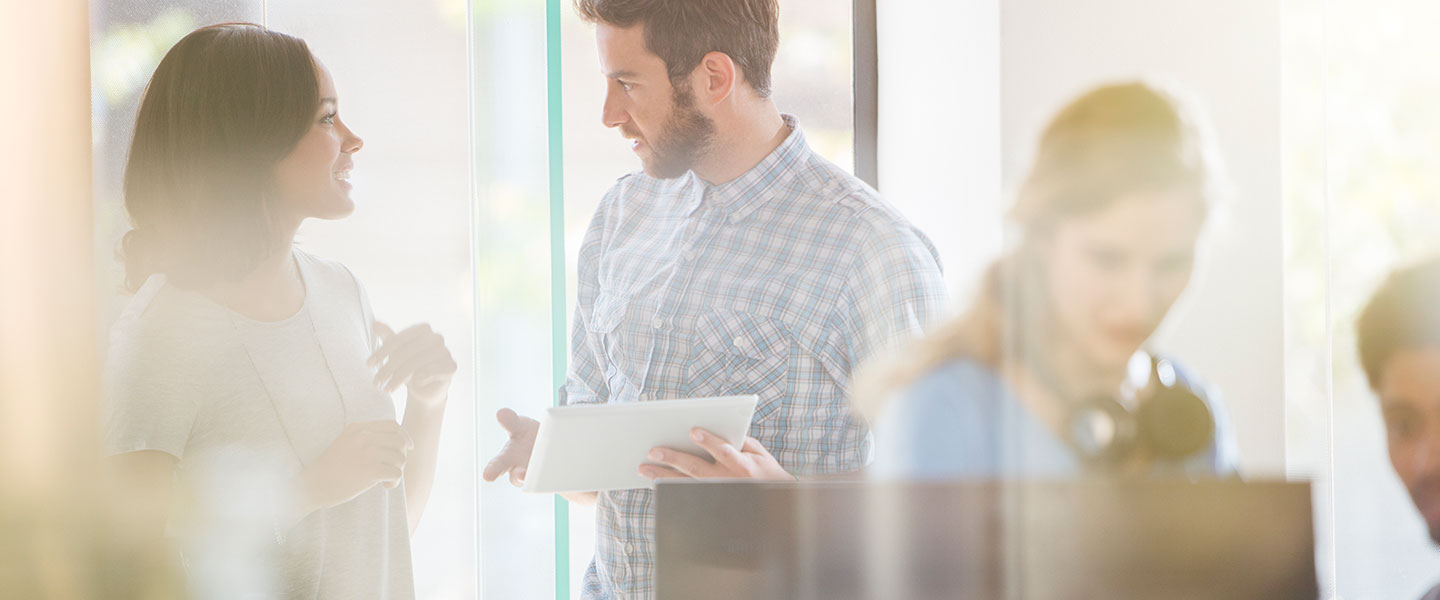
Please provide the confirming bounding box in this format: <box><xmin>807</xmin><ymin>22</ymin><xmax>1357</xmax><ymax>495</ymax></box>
<box><xmin>1061</xmin><ymin>354</ymin><xmax>1216</xmax><ymax>469</ymax></box>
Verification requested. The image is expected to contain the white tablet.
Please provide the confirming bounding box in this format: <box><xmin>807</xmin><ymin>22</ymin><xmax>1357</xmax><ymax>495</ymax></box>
<box><xmin>522</xmin><ymin>395</ymin><xmax>758</xmax><ymax>494</ymax></box>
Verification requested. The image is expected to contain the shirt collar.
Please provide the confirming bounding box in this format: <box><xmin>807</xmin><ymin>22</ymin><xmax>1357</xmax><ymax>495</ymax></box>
<box><xmin>691</xmin><ymin>114</ymin><xmax>809</xmax><ymax>223</ymax></box>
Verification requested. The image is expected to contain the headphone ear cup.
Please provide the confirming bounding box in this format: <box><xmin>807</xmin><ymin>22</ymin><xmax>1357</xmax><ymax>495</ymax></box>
<box><xmin>1137</xmin><ymin>387</ymin><xmax>1215</xmax><ymax>460</ymax></box>
<box><xmin>1066</xmin><ymin>396</ymin><xmax>1137</xmax><ymax>468</ymax></box>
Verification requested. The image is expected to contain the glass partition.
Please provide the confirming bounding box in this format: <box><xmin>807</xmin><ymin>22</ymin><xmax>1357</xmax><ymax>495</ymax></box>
<box><xmin>1285</xmin><ymin>0</ymin><xmax>1440</xmax><ymax>596</ymax></box>
<box><xmin>85</xmin><ymin>1</ymin><xmax>1440</xmax><ymax>598</ymax></box>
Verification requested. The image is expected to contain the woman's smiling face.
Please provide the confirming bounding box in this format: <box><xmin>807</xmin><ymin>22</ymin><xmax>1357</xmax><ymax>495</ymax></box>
<box><xmin>271</xmin><ymin>58</ymin><xmax>364</xmax><ymax>224</ymax></box>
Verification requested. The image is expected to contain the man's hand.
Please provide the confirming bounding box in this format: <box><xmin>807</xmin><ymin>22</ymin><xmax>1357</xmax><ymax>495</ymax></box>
<box><xmin>640</xmin><ymin>428</ymin><xmax>795</xmax><ymax>481</ymax></box>
<box><xmin>481</xmin><ymin>408</ymin><xmax>539</xmax><ymax>487</ymax></box>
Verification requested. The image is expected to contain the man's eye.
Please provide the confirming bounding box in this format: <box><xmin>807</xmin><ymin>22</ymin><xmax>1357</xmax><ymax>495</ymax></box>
<box><xmin>620</xmin><ymin>82</ymin><xmax>634</xmax><ymax>92</ymax></box>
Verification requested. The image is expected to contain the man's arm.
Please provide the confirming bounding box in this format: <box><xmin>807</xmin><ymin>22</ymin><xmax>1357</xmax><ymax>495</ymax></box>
<box><xmin>846</xmin><ymin>224</ymin><xmax>950</xmax><ymax>369</ymax></box>
<box><xmin>561</xmin><ymin>491</ymin><xmax>599</xmax><ymax>505</ymax></box>
<box><xmin>482</xmin><ymin>191</ymin><xmax>616</xmax><ymax>501</ymax></box>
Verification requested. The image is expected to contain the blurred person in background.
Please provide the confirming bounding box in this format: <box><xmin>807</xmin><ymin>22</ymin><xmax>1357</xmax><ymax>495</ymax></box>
<box><xmin>1355</xmin><ymin>257</ymin><xmax>1440</xmax><ymax>600</ymax></box>
<box><xmin>862</xmin><ymin>81</ymin><xmax>1238</xmax><ymax>480</ymax></box>
<box><xmin>103</xmin><ymin>23</ymin><xmax>455</xmax><ymax>600</ymax></box>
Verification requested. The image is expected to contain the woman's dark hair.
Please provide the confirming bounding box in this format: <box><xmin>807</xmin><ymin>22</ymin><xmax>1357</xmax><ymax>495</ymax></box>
<box><xmin>122</xmin><ymin>23</ymin><xmax>319</xmax><ymax>292</ymax></box>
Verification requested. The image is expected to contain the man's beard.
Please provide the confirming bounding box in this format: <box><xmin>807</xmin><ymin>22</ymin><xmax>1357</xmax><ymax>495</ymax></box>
<box><xmin>631</xmin><ymin>87</ymin><xmax>715</xmax><ymax>179</ymax></box>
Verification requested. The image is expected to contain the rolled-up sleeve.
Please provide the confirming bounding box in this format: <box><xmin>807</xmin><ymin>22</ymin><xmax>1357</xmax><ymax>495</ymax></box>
<box><xmin>819</xmin><ymin>222</ymin><xmax>949</xmax><ymax>390</ymax></box>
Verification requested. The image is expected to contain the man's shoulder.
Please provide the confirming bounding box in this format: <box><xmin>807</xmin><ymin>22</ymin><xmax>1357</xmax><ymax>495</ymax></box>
<box><xmin>788</xmin><ymin>155</ymin><xmax>937</xmax><ymax>256</ymax></box>
<box><xmin>830</xmin><ymin>196</ymin><xmax>944</xmax><ymax>279</ymax></box>
<box><xmin>789</xmin><ymin>151</ymin><xmax>880</xmax><ymax>213</ymax></box>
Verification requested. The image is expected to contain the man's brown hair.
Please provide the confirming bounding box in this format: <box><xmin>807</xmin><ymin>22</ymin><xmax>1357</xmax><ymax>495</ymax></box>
<box><xmin>1357</xmin><ymin>256</ymin><xmax>1440</xmax><ymax>389</ymax></box>
<box><xmin>575</xmin><ymin>0</ymin><xmax>780</xmax><ymax>97</ymax></box>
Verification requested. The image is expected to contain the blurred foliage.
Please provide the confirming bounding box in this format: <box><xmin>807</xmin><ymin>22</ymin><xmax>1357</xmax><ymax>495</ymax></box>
<box><xmin>1285</xmin><ymin>0</ymin><xmax>1440</xmax><ymax>411</ymax></box>
<box><xmin>92</xmin><ymin>8</ymin><xmax>197</xmax><ymax>107</ymax></box>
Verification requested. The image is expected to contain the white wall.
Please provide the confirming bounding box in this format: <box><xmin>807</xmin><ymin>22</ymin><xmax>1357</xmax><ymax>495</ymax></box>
<box><xmin>878</xmin><ymin>0</ymin><xmax>1003</xmax><ymax>306</ymax></box>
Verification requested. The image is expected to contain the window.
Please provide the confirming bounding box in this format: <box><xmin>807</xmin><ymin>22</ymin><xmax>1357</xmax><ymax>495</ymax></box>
<box><xmin>1285</xmin><ymin>0</ymin><xmax>1440</xmax><ymax>596</ymax></box>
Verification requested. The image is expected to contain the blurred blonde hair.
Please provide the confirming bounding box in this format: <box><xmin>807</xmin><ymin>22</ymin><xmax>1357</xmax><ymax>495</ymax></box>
<box><xmin>854</xmin><ymin>80</ymin><xmax>1224</xmax><ymax>419</ymax></box>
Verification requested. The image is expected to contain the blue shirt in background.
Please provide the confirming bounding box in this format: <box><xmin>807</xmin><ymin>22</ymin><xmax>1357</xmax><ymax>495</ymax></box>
<box><xmin>869</xmin><ymin>357</ymin><xmax>1239</xmax><ymax>480</ymax></box>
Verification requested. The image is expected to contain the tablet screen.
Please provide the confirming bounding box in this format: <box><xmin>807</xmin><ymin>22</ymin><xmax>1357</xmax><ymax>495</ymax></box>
<box><xmin>522</xmin><ymin>395</ymin><xmax>759</xmax><ymax>494</ymax></box>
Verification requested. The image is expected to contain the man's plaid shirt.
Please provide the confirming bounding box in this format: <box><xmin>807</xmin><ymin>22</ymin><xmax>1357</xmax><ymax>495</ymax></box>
<box><xmin>565</xmin><ymin>115</ymin><xmax>949</xmax><ymax>599</ymax></box>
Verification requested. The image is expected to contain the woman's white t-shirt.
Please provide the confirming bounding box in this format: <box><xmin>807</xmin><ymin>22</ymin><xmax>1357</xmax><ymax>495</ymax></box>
<box><xmin>103</xmin><ymin>249</ymin><xmax>415</xmax><ymax>600</ymax></box>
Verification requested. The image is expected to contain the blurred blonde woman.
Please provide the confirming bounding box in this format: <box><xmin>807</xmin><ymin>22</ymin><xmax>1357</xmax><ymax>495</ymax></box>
<box><xmin>864</xmin><ymin>81</ymin><xmax>1238</xmax><ymax>479</ymax></box>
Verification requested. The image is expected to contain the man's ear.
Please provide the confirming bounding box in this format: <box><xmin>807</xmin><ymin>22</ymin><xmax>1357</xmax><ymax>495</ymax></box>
<box><xmin>694</xmin><ymin>51</ymin><xmax>738</xmax><ymax>105</ymax></box>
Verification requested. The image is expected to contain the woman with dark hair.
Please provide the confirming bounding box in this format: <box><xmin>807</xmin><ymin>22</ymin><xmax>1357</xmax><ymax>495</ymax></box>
<box><xmin>104</xmin><ymin>24</ymin><xmax>453</xmax><ymax>599</ymax></box>
<box><xmin>861</xmin><ymin>81</ymin><xmax>1238</xmax><ymax>480</ymax></box>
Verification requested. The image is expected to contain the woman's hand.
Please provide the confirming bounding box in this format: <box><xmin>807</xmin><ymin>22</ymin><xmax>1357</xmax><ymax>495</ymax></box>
<box><xmin>295</xmin><ymin>420</ymin><xmax>413</xmax><ymax>517</ymax></box>
<box><xmin>369</xmin><ymin>321</ymin><xmax>457</xmax><ymax>408</ymax></box>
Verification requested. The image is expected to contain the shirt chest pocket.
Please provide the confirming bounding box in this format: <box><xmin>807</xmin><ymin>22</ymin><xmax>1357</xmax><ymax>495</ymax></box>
<box><xmin>683</xmin><ymin>310</ymin><xmax>789</xmax><ymax>422</ymax></box>
<box><xmin>586</xmin><ymin>292</ymin><xmax>643</xmax><ymax>401</ymax></box>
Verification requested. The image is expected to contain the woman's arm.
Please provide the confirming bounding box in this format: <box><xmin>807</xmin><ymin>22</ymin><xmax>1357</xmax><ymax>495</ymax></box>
<box><xmin>401</xmin><ymin>397</ymin><xmax>445</xmax><ymax>533</ymax></box>
<box><xmin>370</xmin><ymin>321</ymin><xmax>458</xmax><ymax>535</ymax></box>
<box><xmin>105</xmin><ymin>451</ymin><xmax>180</xmax><ymax>557</ymax></box>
